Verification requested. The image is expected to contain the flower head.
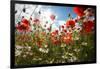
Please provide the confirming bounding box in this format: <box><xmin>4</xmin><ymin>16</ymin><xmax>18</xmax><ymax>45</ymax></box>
<box><xmin>61</xmin><ymin>25</ymin><xmax>64</xmax><ymax>28</ymax></box>
<box><xmin>83</xmin><ymin>20</ymin><xmax>94</xmax><ymax>33</ymax></box>
<box><xmin>62</xmin><ymin>33</ymin><xmax>72</xmax><ymax>44</ymax></box>
<box><xmin>50</xmin><ymin>14</ymin><xmax>56</xmax><ymax>21</ymax></box>
<box><xmin>21</xmin><ymin>18</ymin><xmax>30</xmax><ymax>25</ymax></box>
<box><xmin>73</xmin><ymin>7</ymin><xmax>86</xmax><ymax>17</ymax></box>
<box><xmin>66</xmin><ymin>20</ymin><xmax>75</xmax><ymax>27</ymax></box>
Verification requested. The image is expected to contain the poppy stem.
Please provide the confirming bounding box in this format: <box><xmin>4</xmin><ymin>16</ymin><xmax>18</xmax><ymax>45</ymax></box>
<box><xmin>30</xmin><ymin>5</ymin><xmax>38</xmax><ymax>17</ymax></box>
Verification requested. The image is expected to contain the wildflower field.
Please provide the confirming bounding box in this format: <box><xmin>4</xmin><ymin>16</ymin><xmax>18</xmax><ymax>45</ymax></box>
<box><xmin>15</xmin><ymin>4</ymin><xmax>96</xmax><ymax>66</ymax></box>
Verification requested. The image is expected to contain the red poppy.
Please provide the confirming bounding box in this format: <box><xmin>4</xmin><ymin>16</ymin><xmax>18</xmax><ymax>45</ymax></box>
<box><xmin>51</xmin><ymin>32</ymin><xmax>56</xmax><ymax>37</ymax></box>
<box><xmin>33</xmin><ymin>18</ymin><xmax>39</xmax><ymax>22</ymax></box>
<box><xmin>50</xmin><ymin>14</ymin><xmax>55</xmax><ymax>21</ymax></box>
<box><xmin>61</xmin><ymin>25</ymin><xmax>64</xmax><ymax>28</ymax></box>
<box><xmin>55</xmin><ymin>30</ymin><xmax>58</xmax><ymax>34</ymax></box>
<box><xmin>16</xmin><ymin>24</ymin><xmax>30</xmax><ymax>32</ymax></box>
<box><xmin>50</xmin><ymin>30</ymin><xmax>58</xmax><ymax>37</ymax></box>
<box><xmin>63</xmin><ymin>29</ymin><xmax>67</xmax><ymax>33</ymax></box>
<box><xmin>53</xmin><ymin>40</ymin><xmax>60</xmax><ymax>45</ymax></box>
<box><xmin>83</xmin><ymin>20</ymin><xmax>94</xmax><ymax>33</ymax></box>
<box><xmin>62</xmin><ymin>33</ymin><xmax>72</xmax><ymax>44</ymax></box>
<box><xmin>51</xmin><ymin>37</ymin><xmax>60</xmax><ymax>45</ymax></box>
<box><xmin>73</xmin><ymin>7</ymin><xmax>86</xmax><ymax>17</ymax></box>
<box><xmin>21</xmin><ymin>18</ymin><xmax>30</xmax><ymax>25</ymax></box>
<box><xmin>16</xmin><ymin>19</ymin><xmax>30</xmax><ymax>32</ymax></box>
<box><xmin>33</xmin><ymin>18</ymin><xmax>40</xmax><ymax>25</ymax></box>
<box><xmin>66</xmin><ymin>20</ymin><xmax>75</xmax><ymax>27</ymax></box>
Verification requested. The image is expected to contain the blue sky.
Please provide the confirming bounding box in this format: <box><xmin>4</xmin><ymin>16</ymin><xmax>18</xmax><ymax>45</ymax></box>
<box><xmin>49</xmin><ymin>6</ymin><xmax>77</xmax><ymax>21</ymax></box>
<box><xmin>15</xmin><ymin>4</ymin><xmax>77</xmax><ymax>22</ymax></box>
<box><xmin>48</xmin><ymin>6</ymin><xmax>77</xmax><ymax>29</ymax></box>
<box><xmin>15</xmin><ymin>4</ymin><xmax>77</xmax><ymax>31</ymax></box>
